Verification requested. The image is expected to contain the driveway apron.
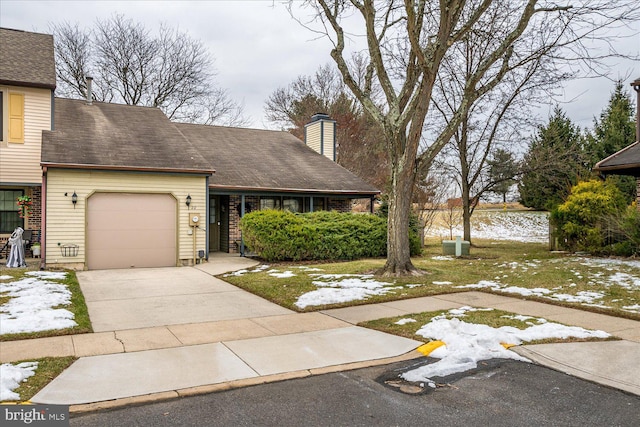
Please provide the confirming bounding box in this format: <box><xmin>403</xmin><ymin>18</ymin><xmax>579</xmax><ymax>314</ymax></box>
<box><xmin>77</xmin><ymin>264</ymin><xmax>292</xmax><ymax>332</ymax></box>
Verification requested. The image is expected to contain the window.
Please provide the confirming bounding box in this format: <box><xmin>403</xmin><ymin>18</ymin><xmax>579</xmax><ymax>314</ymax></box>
<box><xmin>260</xmin><ymin>196</ymin><xmax>327</xmax><ymax>213</ymax></box>
<box><xmin>282</xmin><ymin>197</ymin><xmax>303</xmax><ymax>213</ymax></box>
<box><xmin>260</xmin><ymin>197</ymin><xmax>281</xmax><ymax>211</ymax></box>
<box><xmin>0</xmin><ymin>190</ymin><xmax>24</xmax><ymax>233</ymax></box>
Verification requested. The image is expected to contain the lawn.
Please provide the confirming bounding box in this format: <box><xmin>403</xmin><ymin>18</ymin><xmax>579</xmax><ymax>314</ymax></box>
<box><xmin>221</xmin><ymin>239</ymin><xmax>640</xmax><ymax>320</ymax></box>
<box><xmin>0</xmin><ymin>269</ymin><xmax>92</xmax><ymax>342</ymax></box>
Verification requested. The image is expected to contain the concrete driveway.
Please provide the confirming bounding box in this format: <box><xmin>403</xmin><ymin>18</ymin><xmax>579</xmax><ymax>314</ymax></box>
<box><xmin>77</xmin><ymin>255</ymin><xmax>292</xmax><ymax>332</ymax></box>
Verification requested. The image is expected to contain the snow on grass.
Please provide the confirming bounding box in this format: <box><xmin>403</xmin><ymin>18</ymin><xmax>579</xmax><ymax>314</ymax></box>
<box><xmin>0</xmin><ymin>272</ymin><xmax>77</xmax><ymax>334</ymax></box>
<box><xmin>0</xmin><ymin>275</ymin><xmax>13</xmax><ymax>281</ymax></box>
<box><xmin>431</xmin><ymin>256</ymin><xmax>454</xmax><ymax>261</ymax></box>
<box><xmin>0</xmin><ymin>362</ymin><xmax>38</xmax><ymax>401</ymax></box>
<box><xmin>428</xmin><ymin>211</ymin><xmax>549</xmax><ymax>243</ymax></box>
<box><xmin>223</xmin><ymin>264</ymin><xmax>270</xmax><ymax>277</ymax></box>
<box><xmin>268</xmin><ymin>270</ymin><xmax>296</xmax><ymax>278</ymax></box>
<box><xmin>395</xmin><ymin>318</ymin><xmax>417</xmax><ymax>325</ymax></box>
<box><xmin>295</xmin><ymin>275</ymin><xmax>402</xmax><ymax>309</ymax></box>
<box><xmin>401</xmin><ymin>307</ymin><xmax>609</xmax><ymax>387</ymax></box>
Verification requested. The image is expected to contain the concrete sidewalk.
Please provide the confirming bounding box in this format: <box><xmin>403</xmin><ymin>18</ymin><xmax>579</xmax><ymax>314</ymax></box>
<box><xmin>1</xmin><ymin>270</ymin><xmax>639</xmax><ymax>409</ymax></box>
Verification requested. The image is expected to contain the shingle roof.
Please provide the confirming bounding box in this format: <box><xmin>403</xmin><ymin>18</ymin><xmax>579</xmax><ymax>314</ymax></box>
<box><xmin>175</xmin><ymin>123</ymin><xmax>380</xmax><ymax>195</ymax></box>
<box><xmin>593</xmin><ymin>141</ymin><xmax>640</xmax><ymax>177</ymax></box>
<box><xmin>0</xmin><ymin>28</ymin><xmax>56</xmax><ymax>89</ymax></box>
<box><xmin>42</xmin><ymin>98</ymin><xmax>214</xmax><ymax>174</ymax></box>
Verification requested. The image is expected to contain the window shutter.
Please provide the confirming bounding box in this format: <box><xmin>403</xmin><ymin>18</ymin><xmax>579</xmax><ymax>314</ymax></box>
<box><xmin>8</xmin><ymin>92</ymin><xmax>25</xmax><ymax>143</ymax></box>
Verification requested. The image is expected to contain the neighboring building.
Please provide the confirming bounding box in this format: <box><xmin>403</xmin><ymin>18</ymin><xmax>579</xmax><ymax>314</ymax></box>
<box><xmin>594</xmin><ymin>77</ymin><xmax>640</xmax><ymax>207</ymax></box>
<box><xmin>0</xmin><ymin>28</ymin><xmax>56</xmax><ymax>244</ymax></box>
<box><xmin>2</xmin><ymin>26</ymin><xmax>379</xmax><ymax>270</ymax></box>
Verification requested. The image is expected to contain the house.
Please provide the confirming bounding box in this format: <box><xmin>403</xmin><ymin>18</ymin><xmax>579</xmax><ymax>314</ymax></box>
<box><xmin>0</xmin><ymin>28</ymin><xmax>56</xmax><ymax>248</ymax></box>
<box><xmin>594</xmin><ymin>77</ymin><xmax>640</xmax><ymax>206</ymax></box>
<box><xmin>1</xmin><ymin>27</ymin><xmax>379</xmax><ymax>270</ymax></box>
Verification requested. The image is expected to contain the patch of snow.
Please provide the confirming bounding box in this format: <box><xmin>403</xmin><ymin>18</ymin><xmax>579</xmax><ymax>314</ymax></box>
<box><xmin>294</xmin><ymin>276</ymin><xmax>399</xmax><ymax>309</ymax></box>
<box><xmin>223</xmin><ymin>264</ymin><xmax>271</xmax><ymax>277</ymax></box>
<box><xmin>431</xmin><ymin>256</ymin><xmax>454</xmax><ymax>261</ymax></box>
<box><xmin>296</xmin><ymin>266</ymin><xmax>324</xmax><ymax>272</ymax></box>
<box><xmin>577</xmin><ymin>257</ymin><xmax>640</xmax><ymax>271</ymax></box>
<box><xmin>25</xmin><ymin>271</ymin><xmax>67</xmax><ymax>280</ymax></box>
<box><xmin>622</xmin><ymin>304</ymin><xmax>640</xmax><ymax>313</ymax></box>
<box><xmin>0</xmin><ymin>276</ymin><xmax>77</xmax><ymax>334</ymax></box>
<box><xmin>401</xmin><ymin>314</ymin><xmax>609</xmax><ymax>386</ymax></box>
<box><xmin>395</xmin><ymin>318</ymin><xmax>417</xmax><ymax>325</ymax></box>
<box><xmin>607</xmin><ymin>273</ymin><xmax>640</xmax><ymax>290</ymax></box>
<box><xmin>269</xmin><ymin>270</ymin><xmax>296</xmax><ymax>278</ymax></box>
<box><xmin>0</xmin><ymin>275</ymin><xmax>13</xmax><ymax>281</ymax></box>
<box><xmin>549</xmin><ymin>291</ymin><xmax>605</xmax><ymax>304</ymax></box>
<box><xmin>0</xmin><ymin>362</ymin><xmax>38</xmax><ymax>401</ymax></box>
<box><xmin>432</xmin><ymin>281</ymin><xmax>453</xmax><ymax>285</ymax></box>
<box><xmin>428</xmin><ymin>211</ymin><xmax>549</xmax><ymax>243</ymax></box>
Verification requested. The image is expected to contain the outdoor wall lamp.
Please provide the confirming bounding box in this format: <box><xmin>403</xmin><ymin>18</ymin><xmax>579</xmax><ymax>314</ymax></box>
<box><xmin>72</xmin><ymin>191</ymin><xmax>78</xmax><ymax>208</ymax></box>
<box><xmin>186</xmin><ymin>194</ymin><xmax>192</xmax><ymax>208</ymax></box>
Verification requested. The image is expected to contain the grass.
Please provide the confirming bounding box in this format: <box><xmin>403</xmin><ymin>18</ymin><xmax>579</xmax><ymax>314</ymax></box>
<box><xmin>360</xmin><ymin>308</ymin><xmax>618</xmax><ymax>345</ymax></box>
<box><xmin>221</xmin><ymin>239</ymin><xmax>640</xmax><ymax>320</ymax></box>
<box><xmin>0</xmin><ymin>269</ymin><xmax>93</xmax><ymax>342</ymax></box>
<box><xmin>4</xmin><ymin>356</ymin><xmax>76</xmax><ymax>402</ymax></box>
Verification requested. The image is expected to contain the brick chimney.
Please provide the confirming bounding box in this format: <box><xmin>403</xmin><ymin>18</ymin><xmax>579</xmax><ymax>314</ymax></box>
<box><xmin>304</xmin><ymin>113</ymin><xmax>336</xmax><ymax>161</ymax></box>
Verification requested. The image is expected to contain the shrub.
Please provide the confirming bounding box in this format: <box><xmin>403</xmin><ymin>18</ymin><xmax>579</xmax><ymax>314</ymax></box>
<box><xmin>240</xmin><ymin>210</ymin><xmax>389</xmax><ymax>261</ymax></box>
<box><xmin>550</xmin><ymin>179</ymin><xmax>628</xmax><ymax>253</ymax></box>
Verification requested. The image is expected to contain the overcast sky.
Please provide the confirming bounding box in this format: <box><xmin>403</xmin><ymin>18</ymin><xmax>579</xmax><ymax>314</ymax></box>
<box><xmin>1</xmin><ymin>0</ymin><xmax>638</xmax><ymax>132</ymax></box>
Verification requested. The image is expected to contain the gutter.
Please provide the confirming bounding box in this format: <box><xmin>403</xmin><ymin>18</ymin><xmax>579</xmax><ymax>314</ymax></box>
<box><xmin>40</xmin><ymin>162</ymin><xmax>215</xmax><ymax>176</ymax></box>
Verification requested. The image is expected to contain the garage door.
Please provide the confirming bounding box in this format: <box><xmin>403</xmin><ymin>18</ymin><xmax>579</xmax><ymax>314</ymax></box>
<box><xmin>87</xmin><ymin>193</ymin><xmax>177</xmax><ymax>269</ymax></box>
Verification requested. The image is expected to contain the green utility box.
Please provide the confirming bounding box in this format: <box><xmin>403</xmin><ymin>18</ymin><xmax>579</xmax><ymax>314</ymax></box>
<box><xmin>442</xmin><ymin>239</ymin><xmax>470</xmax><ymax>256</ymax></box>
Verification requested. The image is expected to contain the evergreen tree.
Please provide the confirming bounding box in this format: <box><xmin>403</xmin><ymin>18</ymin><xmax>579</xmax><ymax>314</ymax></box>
<box><xmin>519</xmin><ymin>107</ymin><xmax>587</xmax><ymax>210</ymax></box>
<box><xmin>585</xmin><ymin>80</ymin><xmax>637</xmax><ymax>203</ymax></box>
<box><xmin>487</xmin><ymin>148</ymin><xmax>519</xmax><ymax>203</ymax></box>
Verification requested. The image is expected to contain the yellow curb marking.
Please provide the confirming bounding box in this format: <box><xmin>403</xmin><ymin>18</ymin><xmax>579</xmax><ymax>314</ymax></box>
<box><xmin>416</xmin><ymin>341</ymin><xmax>445</xmax><ymax>356</ymax></box>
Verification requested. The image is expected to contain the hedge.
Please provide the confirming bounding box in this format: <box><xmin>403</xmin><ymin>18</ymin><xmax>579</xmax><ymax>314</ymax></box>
<box><xmin>239</xmin><ymin>209</ymin><xmax>420</xmax><ymax>262</ymax></box>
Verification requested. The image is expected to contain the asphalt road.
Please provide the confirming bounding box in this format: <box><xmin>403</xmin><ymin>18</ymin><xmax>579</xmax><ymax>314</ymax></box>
<box><xmin>70</xmin><ymin>358</ymin><xmax>639</xmax><ymax>427</ymax></box>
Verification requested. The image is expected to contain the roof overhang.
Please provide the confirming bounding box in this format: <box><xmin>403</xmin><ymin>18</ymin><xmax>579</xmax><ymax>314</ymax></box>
<box><xmin>593</xmin><ymin>141</ymin><xmax>640</xmax><ymax>177</ymax></box>
<box><xmin>0</xmin><ymin>79</ymin><xmax>55</xmax><ymax>90</ymax></box>
<box><xmin>208</xmin><ymin>183</ymin><xmax>379</xmax><ymax>196</ymax></box>
<box><xmin>41</xmin><ymin>162</ymin><xmax>215</xmax><ymax>176</ymax></box>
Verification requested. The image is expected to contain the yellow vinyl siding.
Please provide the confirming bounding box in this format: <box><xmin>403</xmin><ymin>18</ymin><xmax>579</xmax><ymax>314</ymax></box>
<box><xmin>0</xmin><ymin>86</ymin><xmax>52</xmax><ymax>184</ymax></box>
<box><xmin>304</xmin><ymin>119</ymin><xmax>335</xmax><ymax>161</ymax></box>
<box><xmin>8</xmin><ymin>92</ymin><xmax>25</xmax><ymax>143</ymax></box>
<box><xmin>45</xmin><ymin>169</ymin><xmax>207</xmax><ymax>268</ymax></box>
<box><xmin>324</xmin><ymin>121</ymin><xmax>335</xmax><ymax>161</ymax></box>
<box><xmin>305</xmin><ymin>122</ymin><xmax>322</xmax><ymax>154</ymax></box>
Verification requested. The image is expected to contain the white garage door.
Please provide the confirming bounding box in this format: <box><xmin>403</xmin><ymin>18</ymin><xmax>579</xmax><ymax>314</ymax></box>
<box><xmin>87</xmin><ymin>193</ymin><xmax>177</xmax><ymax>270</ymax></box>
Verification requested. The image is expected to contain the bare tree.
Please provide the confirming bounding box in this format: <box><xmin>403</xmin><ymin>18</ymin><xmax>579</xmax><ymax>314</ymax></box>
<box><xmin>300</xmin><ymin>0</ymin><xmax>637</xmax><ymax>276</ymax></box>
<box><xmin>51</xmin><ymin>15</ymin><xmax>247</xmax><ymax>126</ymax></box>
<box><xmin>265</xmin><ymin>64</ymin><xmax>390</xmax><ymax>190</ymax></box>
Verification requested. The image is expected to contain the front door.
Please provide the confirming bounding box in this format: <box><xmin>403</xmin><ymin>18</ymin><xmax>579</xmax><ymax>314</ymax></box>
<box><xmin>209</xmin><ymin>195</ymin><xmax>220</xmax><ymax>252</ymax></box>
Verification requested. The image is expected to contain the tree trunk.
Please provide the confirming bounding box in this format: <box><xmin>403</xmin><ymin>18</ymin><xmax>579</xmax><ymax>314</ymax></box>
<box><xmin>462</xmin><ymin>183</ymin><xmax>472</xmax><ymax>243</ymax></box>
<box><xmin>379</xmin><ymin>156</ymin><xmax>424</xmax><ymax>277</ymax></box>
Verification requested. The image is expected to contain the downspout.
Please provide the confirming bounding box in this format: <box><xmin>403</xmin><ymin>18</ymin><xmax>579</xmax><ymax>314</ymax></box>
<box><xmin>40</xmin><ymin>166</ymin><xmax>47</xmax><ymax>270</ymax></box>
<box><xmin>205</xmin><ymin>176</ymin><xmax>210</xmax><ymax>261</ymax></box>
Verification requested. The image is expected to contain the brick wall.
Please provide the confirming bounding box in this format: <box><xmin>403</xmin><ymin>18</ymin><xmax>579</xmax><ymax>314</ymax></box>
<box><xmin>228</xmin><ymin>195</ymin><xmax>259</xmax><ymax>253</ymax></box>
<box><xmin>328</xmin><ymin>198</ymin><xmax>351</xmax><ymax>212</ymax></box>
<box><xmin>27</xmin><ymin>186</ymin><xmax>41</xmax><ymax>232</ymax></box>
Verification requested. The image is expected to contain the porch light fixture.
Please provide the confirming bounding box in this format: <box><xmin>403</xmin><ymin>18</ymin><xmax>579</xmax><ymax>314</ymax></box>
<box><xmin>186</xmin><ymin>194</ymin><xmax>192</xmax><ymax>208</ymax></box>
<box><xmin>71</xmin><ymin>191</ymin><xmax>78</xmax><ymax>208</ymax></box>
